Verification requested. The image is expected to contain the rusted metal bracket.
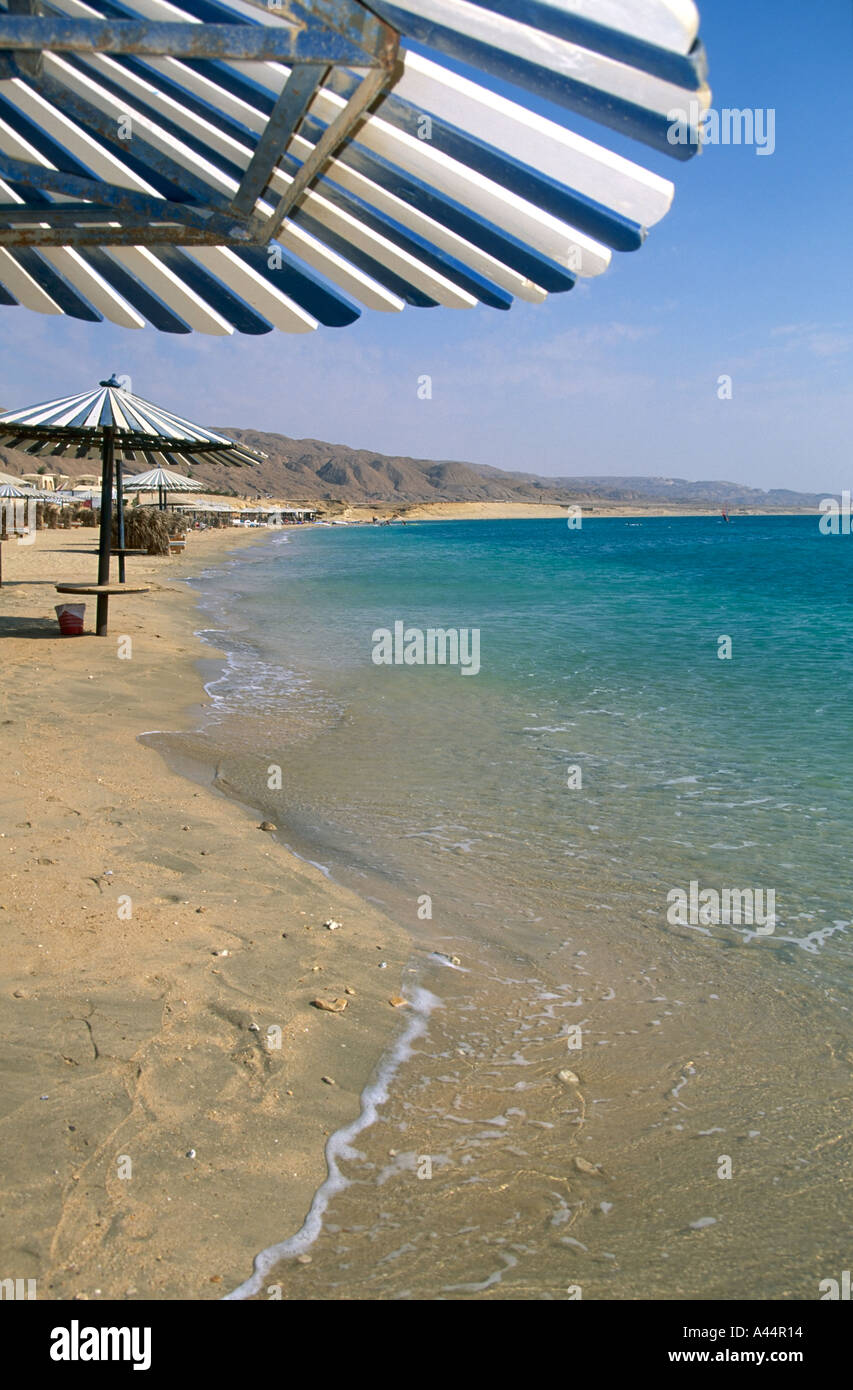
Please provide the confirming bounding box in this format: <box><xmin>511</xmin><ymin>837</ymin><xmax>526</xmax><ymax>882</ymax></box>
<box><xmin>6</xmin><ymin>0</ymin><xmax>44</xmax><ymax>81</ymax></box>
<box><xmin>0</xmin><ymin>15</ymin><xmax>376</xmax><ymax>65</ymax></box>
<box><xmin>0</xmin><ymin>222</ymin><xmax>254</xmax><ymax>246</ymax></box>
<box><xmin>261</xmin><ymin>55</ymin><xmax>401</xmax><ymax>242</ymax></box>
<box><xmin>228</xmin><ymin>62</ymin><xmax>329</xmax><ymax>220</ymax></box>
<box><xmin>0</xmin><ymin>1</ymin><xmax>391</xmax><ymax>66</ymax></box>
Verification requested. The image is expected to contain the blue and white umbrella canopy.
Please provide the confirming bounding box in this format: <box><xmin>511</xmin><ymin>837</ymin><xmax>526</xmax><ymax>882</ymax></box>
<box><xmin>123</xmin><ymin>465</ymin><xmax>205</xmax><ymax>491</ymax></box>
<box><xmin>0</xmin><ymin>375</ymin><xmax>262</xmax><ymax>463</ymax></box>
<box><xmin>0</xmin><ymin>0</ymin><xmax>710</xmax><ymax>335</ymax></box>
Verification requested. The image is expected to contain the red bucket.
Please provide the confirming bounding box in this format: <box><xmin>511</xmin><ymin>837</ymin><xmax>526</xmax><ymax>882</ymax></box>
<box><xmin>55</xmin><ymin>603</ymin><xmax>86</xmax><ymax>636</ymax></box>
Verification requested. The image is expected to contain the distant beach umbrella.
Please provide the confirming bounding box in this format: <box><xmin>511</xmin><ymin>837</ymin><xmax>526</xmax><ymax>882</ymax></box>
<box><xmin>123</xmin><ymin>466</ymin><xmax>205</xmax><ymax>511</ymax></box>
<box><xmin>0</xmin><ymin>480</ymin><xmax>40</xmax><ymax>499</ymax></box>
<box><xmin>0</xmin><ymin>481</ymin><xmax>27</xmax><ymax>586</ymax></box>
<box><xmin>0</xmin><ymin>375</ymin><xmax>261</xmax><ymax>631</ymax></box>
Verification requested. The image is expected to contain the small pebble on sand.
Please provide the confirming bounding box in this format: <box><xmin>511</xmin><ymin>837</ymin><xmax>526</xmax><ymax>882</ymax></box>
<box><xmin>321</xmin><ymin>1076</ymin><xmax>335</xmax><ymax>1086</ymax></box>
<box><xmin>574</xmin><ymin>1156</ymin><xmax>602</xmax><ymax>1176</ymax></box>
<box><xmin>558</xmin><ymin>1069</ymin><xmax>580</xmax><ymax>1085</ymax></box>
<box><xmin>259</xmin><ymin>822</ymin><xmax>277</xmax><ymax>832</ymax></box>
<box><xmin>311</xmin><ymin>998</ymin><xmax>347</xmax><ymax>1013</ymax></box>
<box><xmin>324</xmin><ymin>919</ymin><xmax>342</xmax><ymax>931</ymax></box>
<box><xmin>388</xmin><ymin>995</ymin><xmax>409</xmax><ymax>1008</ymax></box>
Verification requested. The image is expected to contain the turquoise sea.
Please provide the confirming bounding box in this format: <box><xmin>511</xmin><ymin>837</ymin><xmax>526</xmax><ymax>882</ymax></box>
<box><xmin>161</xmin><ymin>515</ymin><xmax>853</xmax><ymax>1299</ymax></box>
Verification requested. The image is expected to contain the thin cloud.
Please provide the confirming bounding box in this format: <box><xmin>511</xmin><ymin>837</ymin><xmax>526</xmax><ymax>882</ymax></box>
<box><xmin>771</xmin><ymin>322</ymin><xmax>853</xmax><ymax>358</ymax></box>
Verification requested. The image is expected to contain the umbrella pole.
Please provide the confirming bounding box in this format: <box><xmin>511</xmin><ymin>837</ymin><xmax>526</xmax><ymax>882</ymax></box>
<box><xmin>96</xmin><ymin>426</ymin><xmax>115</xmax><ymax>636</ymax></box>
<box><xmin>116</xmin><ymin>453</ymin><xmax>126</xmax><ymax>583</ymax></box>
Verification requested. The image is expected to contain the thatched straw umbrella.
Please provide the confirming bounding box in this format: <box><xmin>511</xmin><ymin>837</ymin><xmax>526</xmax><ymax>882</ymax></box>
<box><xmin>0</xmin><ymin>376</ymin><xmax>260</xmax><ymax>633</ymax></box>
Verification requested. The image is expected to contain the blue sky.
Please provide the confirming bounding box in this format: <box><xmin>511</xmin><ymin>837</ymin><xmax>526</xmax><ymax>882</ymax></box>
<box><xmin>1</xmin><ymin>0</ymin><xmax>851</xmax><ymax>492</ymax></box>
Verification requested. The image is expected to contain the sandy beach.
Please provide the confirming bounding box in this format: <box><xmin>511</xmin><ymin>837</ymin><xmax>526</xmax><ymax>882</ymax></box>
<box><xmin>2</xmin><ymin>518</ymin><xmax>850</xmax><ymax>1305</ymax></box>
<box><xmin>332</xmin><ymin>501</ymin><xmax>820</xmax><ymax>523</ymax></box>
<box><xmin>0</xmin><ymin>527</ymin><xmax>410</xmax><ymax>1300</ymax></box>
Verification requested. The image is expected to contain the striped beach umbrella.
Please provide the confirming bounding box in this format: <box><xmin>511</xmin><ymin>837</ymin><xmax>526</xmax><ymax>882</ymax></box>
<box><xmin>0</xmin><ymin>480</ymin><xmax>27</xmax><ymax>586</ymax></box>
<box><xmin>0</xmin><ymin>374</ymin><xmax>261</xmax><ymax>628</ymax></box>
<box><xmin>123</xmin><ymin>465</ymin><xmax>205</xmax><ymax>510</ymax></box>
<box><xmin>0</xmin><ymin>0</ymin><xmax>710</xmax><ymax>335</ymax></box>
<box><xmin>0</xmin><ymin>379</ymin><xmax>261</xmax><ymax>465</ymax></box>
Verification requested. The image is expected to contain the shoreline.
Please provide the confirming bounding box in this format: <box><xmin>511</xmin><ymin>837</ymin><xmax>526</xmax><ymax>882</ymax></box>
<box><xmin>328</xmin><ymin>503</ymin><xmax>820</xmax><ymax>523</ymax></box>
<box><xmin>3</xmin><ymin>520</ymin><xmax>850</xmax><ymax>1300</ymax></box>
<box><xmin>164</xmin><ymin>518</ymin><xmax>853</xmax><ymax>1301</ymax></box>
<box><xmin>0</xmin><ymin>528</ymin><xmax>411</xmax><ymax>1300</ymax></box>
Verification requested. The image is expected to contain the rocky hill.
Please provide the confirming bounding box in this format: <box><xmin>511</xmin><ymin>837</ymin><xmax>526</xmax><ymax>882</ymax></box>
<box><xmin>0</xmin><ymin>428</ymin><xmax>826</xmax><ymax>510</ymax></box>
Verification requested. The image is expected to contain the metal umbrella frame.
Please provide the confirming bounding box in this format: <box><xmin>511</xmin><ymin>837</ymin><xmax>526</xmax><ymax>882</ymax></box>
<box><xmin>0</xmin><ymin>2</ymin><xmax>710</xmax><ymax>335</ymax></box>
<box><xmin>0</xmin><ymin>374</ymin><xmax>260</xmax><ymax>632</ymax></box>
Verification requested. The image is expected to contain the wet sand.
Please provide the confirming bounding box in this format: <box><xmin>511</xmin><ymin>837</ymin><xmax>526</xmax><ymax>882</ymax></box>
<box><xmin>0</xmin><ymin>528</ymin><xmax>409</xmax><ymax>1300</ymax></box>
<box><xmin>1</xmin><ymin>524</ymin><xmax>849</xmax><ymax>1304</ymax></box>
